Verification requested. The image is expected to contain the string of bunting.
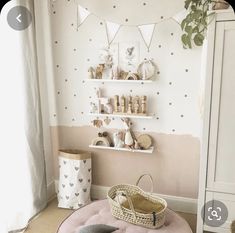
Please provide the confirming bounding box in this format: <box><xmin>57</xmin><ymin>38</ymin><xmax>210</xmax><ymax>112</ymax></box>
<box><xmin>51</xmin><ymin>0</ymin><xmax>187</xmax><ymax>51</ymax></box>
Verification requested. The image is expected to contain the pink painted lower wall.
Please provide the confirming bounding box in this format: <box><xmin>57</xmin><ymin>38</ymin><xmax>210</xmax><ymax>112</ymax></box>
<box><xmin>51</xmin><ymin>126</ymin><xmax>200</xmax><ymax>199</ymax></box>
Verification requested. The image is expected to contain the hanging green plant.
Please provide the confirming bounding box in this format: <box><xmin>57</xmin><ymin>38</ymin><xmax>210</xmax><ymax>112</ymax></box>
<box><xmin>181</xmin><ymin>0</ymin><xmax>230</xmax><ymax>48</ymax></box>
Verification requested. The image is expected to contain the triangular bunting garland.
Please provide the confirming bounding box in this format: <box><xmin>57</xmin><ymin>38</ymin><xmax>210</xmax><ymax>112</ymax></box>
<box><xmin>105</xmin><ymin>21</ymin><xmax>121</xmax><ymax>46</ymax></box>
<box><xmin>138</xmin><ymin>24</ymin><xmax>156</xmax><ymax>51</ymax></box>
<box><xmin>76</xmin><ymin>5</ymin><xmax>91</xmax><ymax>30</ymax></box>
<box><xmin>70</xmin><ymin>3</ymin><xmax>189</xmax><ymax>52</ymax></box>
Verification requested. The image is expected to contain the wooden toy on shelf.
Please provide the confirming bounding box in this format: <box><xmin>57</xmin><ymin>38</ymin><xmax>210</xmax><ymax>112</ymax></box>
<box><xmin>92</xmin><ymin>119</ymin><xmax>103</xmax><ymax>128</ymax></box>
<box><xmin>96</xmin><ymin>88</ymin><xmax>111</xmax><ymax>114</ymax></box>
<box><xmin>134</xmin><ymin>140</ymin><xmax>141</xmax><ymax>150</ymax></box>
<box><xmin>125</xmin><ymin>72</ymin><xmax>139</xmax><ymax>80</ymax></box>
<box><xmin>90</xmin><ymin>89</ymin><xmax>150</xmax><ymax>118</ymax></box>
<box><xmin>127</xmin><ymin>96</ymin><xmax>133</xmax><ymax>114</ymax></box>
<box><xmin>112</xmin><ymin>66</ymin><xmax>120</xmax><ymax>80</ymax></box>
<box><xmin>141</xmin><ymin>96</ymin><xmax>147</xmax><ymax>114</ymax></box>
<box><xmin>113</xmin><ymin>131</ymin><xmax>125</xmax><ymax>148</ymax></box>
<box><xmin>95</xmin><ymin>64</ymin><xmax>105</xmax><ymax>79</ymax></box>
<box><xmin>104</xmin><ymin>98</ymin><xmax>113</xmax><ymax>114</ymax></box>
<box><xmin>114</xmin><ymin>95</ymin><xmax>120</xmax><ymax>113</ymax></box>
<box><xmin>122</xmin><ymin>118</ymin><xmax>134</xmax><ymax>147</ymax></box>
<box><xmin>120</xmin><ymin>95</ymin><xmax>126</xmax><ymax>113</ymax></box>
<box><xmin>88</xmin><ymin>67</ymin><xmax>95</xmax><ymax>79</ymax></box>
<box><xmin>137</xmin><ymin>134</ymin><xmax>153</xmax><ymax>150</ymax></box>
<box><xmin>91</xmin><ymin>132</ymin><xmax>111</xmax><ymax>147</ymax></box>
<box><xmin>119</xmin><ymin>70</ymin><xmax>128</xmax><ymax>80</ymax></box>
<box><xmin>133</xmin><ymin>96</ymin><xmax>140</xmax><ymax>114</ymax></box>
<box><xmin>100</xmin><ymin>98</ymin><xmax>110</xmax><ymax>114</ymax></box>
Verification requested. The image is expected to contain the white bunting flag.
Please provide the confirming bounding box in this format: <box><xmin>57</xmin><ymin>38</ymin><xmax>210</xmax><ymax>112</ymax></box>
<box><xmin>76</xmin><ymin>5</ymin><xmax>91</xmax><ymax>30</ymax></box>
<box><xmin>105</xmin><ymin>21</ymin><xmax>121</xmax><ymax>46</ymax></box>
<box><xmin>138</xmin><ymin>24</ymin><xmax>156</xmax><ymax>51</ymax></box>
<box><xmin>172</xmin><ymin>9</ymin><xmax>188</xmax><ymax>24</ymax></box>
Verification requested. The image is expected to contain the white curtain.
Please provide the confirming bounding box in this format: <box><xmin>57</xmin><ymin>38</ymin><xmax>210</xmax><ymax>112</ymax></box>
<box><xmin>0</xmin><ymin>1</ymin><xmax>47</xmax><ymax>232</ymax></box>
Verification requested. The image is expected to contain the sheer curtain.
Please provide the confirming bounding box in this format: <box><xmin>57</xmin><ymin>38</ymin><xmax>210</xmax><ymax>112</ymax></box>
<box><xmin>0</xmin><ymin>0</ymin><xmax>47</xmax><ymax>232</ymax></box>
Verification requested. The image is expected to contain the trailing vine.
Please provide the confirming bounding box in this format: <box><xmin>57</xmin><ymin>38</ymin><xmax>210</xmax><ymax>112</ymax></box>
<box><xmin>181</xmin><ymin>0</ymin><xmax>216</xmax><ymax>48</ymax></box>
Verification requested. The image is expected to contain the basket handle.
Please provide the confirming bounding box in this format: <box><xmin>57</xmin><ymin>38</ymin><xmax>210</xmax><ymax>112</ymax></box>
<box><xmin>116</xmin><ymin>190</ymin><xmax>137</xmax><ymax>221</ymax></box>
<box><xmin>136</xmin><ymin>174</ymin><xmax>154</xmax><ymax>193</ymax></box>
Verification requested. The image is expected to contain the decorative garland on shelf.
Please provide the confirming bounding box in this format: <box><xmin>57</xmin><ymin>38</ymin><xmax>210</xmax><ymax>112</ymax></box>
<box><xmin>50</xmin><ymin>0</ymin><xmax>187</xmax><ymax>51</ymax></box>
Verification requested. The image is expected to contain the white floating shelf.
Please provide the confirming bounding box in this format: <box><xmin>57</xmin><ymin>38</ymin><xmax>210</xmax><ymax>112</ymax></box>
<box><xmin>86</xmin><ymin>79</ymin><xmax>153</xmax><ymax>84</ymax></box>
<box><xmin>89</xmin><ymin>145</ymin><xmax>154</xmax><ymax>154</ymax></box>
<box><xmin>89</xmin><ymin>113</ymin><xmax>155</xmax><ymax>119</ymax></box>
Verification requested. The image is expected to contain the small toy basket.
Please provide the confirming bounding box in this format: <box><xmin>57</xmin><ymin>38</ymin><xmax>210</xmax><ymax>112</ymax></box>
<box><xmin>107</xmin><ymin>174</ymin><xmax>167</xmax><ymax>229</ymax></box>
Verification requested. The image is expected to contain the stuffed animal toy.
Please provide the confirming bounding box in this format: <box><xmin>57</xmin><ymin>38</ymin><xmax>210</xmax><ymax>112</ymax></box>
<box><xmin>122</xmin><ymin>118</ymin><xmax>135</xmax><ymax>147</ymax></box>
<box><xmin>104</xmin><ymin>98</ymin><xmax>113</xmax><ymax>114</ymax></box>
<box><xmin>113</xmin><ymin>131</ymin><xmax>125</xmax><ymax>148</ymax></box>
<box><xmin>88</xmin><ymin>67</ymin><xmax>95</xmax><ymax>79</ymax></box>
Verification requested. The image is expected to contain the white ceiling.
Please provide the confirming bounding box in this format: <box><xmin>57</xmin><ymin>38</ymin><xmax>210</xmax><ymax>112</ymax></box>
<box><xmin>77</xmin><ymin>0</ymin><xmax>185</xmax><ymax>25</ymax></box>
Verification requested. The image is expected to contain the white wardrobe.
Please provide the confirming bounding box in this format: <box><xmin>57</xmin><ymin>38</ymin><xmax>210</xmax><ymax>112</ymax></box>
<box><xmin>197</xmin><ymin>9</ymin><xmax>235</xmax><ymax>233</ymax></box>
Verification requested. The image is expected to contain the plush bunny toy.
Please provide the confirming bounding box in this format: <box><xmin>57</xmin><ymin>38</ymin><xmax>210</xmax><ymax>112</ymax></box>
<box><xmin>122</xmin><ymin>118</ymin><xmax>134</xmax><ymax>147</ymax></box>
<box><xmin>113</xmin><ymin>131</ymin><xmax>125</xmax><ymax>148</ymax></box>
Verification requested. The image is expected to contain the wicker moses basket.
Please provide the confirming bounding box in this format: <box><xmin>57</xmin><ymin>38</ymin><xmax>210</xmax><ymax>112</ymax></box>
<box><xmin>107</xmin><ymin>174</ymin><xmax>167</xmax><ymax>229</ymax></box>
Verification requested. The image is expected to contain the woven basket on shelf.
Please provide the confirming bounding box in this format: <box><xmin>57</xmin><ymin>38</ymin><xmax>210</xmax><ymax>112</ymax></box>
<box><xmin>107</xmin><ymin>174</ymin><xmax>167</xmax><ymax>229</ymax></box>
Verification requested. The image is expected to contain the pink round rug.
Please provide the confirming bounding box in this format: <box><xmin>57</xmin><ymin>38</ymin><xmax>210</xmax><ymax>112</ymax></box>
<box><xmin>57</xmin><ymin>199</ymin><xmax>193</xmax><ymax>233</ymax></box>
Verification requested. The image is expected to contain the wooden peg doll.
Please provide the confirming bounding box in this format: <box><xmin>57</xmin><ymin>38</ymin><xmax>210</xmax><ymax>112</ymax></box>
<box><xmin>134</xmin><ymin>96</ymin><xmax>140</xmax><ymax>114</ymax></box>
<box><xmin>121</xmin><ymin>95</ymin><xmax>126</xmax><ymax>113</ymax></box>
<box><xmin>114</xmin><ymin>95</ymin><xmax>119</xmax><ymax>113</ymax></box>
<box><xmin>141</xmin><ymin>95</ymin><xmax>147</xmax><ymax>114</ymax></box>
<box><xmin>127</xmin><ymin>96</ymin><xmax>133</xmax><ymax>114</ymax></box>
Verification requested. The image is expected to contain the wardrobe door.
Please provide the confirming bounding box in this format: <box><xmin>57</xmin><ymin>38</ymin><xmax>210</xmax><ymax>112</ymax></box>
<box><xmin>207</xmin><ymin>21</ymin><xmax>235</xmax><ymax>194</ymax></box>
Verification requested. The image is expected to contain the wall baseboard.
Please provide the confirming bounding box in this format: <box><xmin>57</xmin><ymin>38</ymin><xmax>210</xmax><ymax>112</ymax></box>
<box><xmin>91</xmin><ymin>185</ymin><xmax>198</xmax><ymax>214</ymax></box>
<box><xmin>54</xmin><ymin>181</ymin><xmax>197</xmax><ymax>214</ymax></box>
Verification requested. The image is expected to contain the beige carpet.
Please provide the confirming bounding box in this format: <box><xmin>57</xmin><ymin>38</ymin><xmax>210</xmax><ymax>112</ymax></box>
<box><xmin>24</xmin><ymin>198</ymin><xmax>73</xmax><ymax>233</ymax></box>
<box><xmin>24</xmin><ymin>199</ymin><xmax>197</xmax><ymax>233</ymax></box>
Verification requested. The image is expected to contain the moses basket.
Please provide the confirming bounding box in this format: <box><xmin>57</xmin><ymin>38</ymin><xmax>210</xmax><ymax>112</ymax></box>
<box><xmin>107</xmin><ymin>174</ymin><xmax>167</xmax><ymax>229</ymax></box>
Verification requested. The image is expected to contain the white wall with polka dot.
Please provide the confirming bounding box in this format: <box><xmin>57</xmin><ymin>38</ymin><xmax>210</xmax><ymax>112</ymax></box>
<box><xmin>49</xmin><ymin>0</ymin><xmax>203</xmax><ymax>138</ymax></box>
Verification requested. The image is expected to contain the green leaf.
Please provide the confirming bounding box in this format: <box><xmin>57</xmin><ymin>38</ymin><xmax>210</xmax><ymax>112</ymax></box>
<box><xmin>191</xmin><ymin>5</ymin><xmax>197</xmax><ymax>11</ymax></box>
<box><xmin>184</xmin><ymin>0</ymin><xmax>192</xmax><ymax>9</ymax></box>
<box><xmin>185</xmin><ymin>25</ymin><xmax>193</xmax><ymax>33</ymax></box>
<box><xmin>182</xmin><ymin>34</ymin><xmax>188</xmax><ymax>46</ymax></box>
<box><xmin>193</xmin><ymin>26</ymin><xmax>199</xmax><ymax>33</ymax></box>
<box><xmin>187</xmin><ymin>34</ymin><xmax>192</xmax><ymax>49</ymax></box>
<box><xmin>181</xmin><ymin>19</ymin><xmax>187</xmax><ymax>30</ymax></box>
<box><xmin>194</xmin><ymin>33</ymin><xmax>205</xmax><ymax>46</ymax></box>
<box><xmin>180</xmin><ymin>0</ymin><xmax>213</xmax><ymax>48</ymax></box>
<box><xmin>181</xmin><ymin>34</ymin><xmax>192</xmax><ymax>49</ymax></box>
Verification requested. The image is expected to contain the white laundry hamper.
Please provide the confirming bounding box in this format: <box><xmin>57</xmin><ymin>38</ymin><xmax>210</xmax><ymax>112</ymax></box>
<box><xmin>57</xmin><ymin>149</ymin><xmax>92</xmax><ymax>209</ymax></box>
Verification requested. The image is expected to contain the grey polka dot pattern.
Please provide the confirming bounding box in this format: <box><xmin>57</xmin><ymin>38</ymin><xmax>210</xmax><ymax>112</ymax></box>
<box><xmin>50</xmin><ymin>0</ymin><xmax>202</xmax><ymax>136</ymax></box>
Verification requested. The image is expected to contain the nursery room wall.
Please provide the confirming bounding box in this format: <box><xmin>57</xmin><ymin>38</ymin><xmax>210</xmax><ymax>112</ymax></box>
<box><xmin>48</xmin><ymin>0</ymin><xmax>203</xmax><ymax>200</ymax></box>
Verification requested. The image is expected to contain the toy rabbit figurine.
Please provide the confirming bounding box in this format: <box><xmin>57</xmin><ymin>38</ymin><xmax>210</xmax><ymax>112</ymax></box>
<box><xmin>113</xmin><ymin>131</ymin><xmax>125</xmax><ymax>148</ymax></box>
<box><xmin>88</xmin><ymin>67</ymin><xmax>95</xmax><ymax>79</ymax></box>
<box><xmin>122</xmin><ymin>118</ymin><xmax>134</xmax><ymax>147</ymax></box>
<box><xmin>104</xmin><ymin>98</ymin><xmax>113</xmax><ymax>114</ymax></box>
